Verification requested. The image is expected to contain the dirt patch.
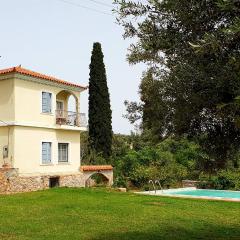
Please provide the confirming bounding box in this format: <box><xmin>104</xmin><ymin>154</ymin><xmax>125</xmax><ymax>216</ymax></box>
<box><xmin>0</xmin><ymin>233</ymin><xmax>18</xmax><ymax>240</ymax></box>
<box><xmin>145</xmin><ymin>201</ymin><xmax>167</xmax><ymax>206</ymax></box>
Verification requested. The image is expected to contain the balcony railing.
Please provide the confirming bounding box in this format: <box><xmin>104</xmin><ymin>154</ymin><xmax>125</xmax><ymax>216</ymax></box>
<box><xmin>56</xmin><ymin>110</ymin><xmax>87</xmax><ymax>127</ymax></box>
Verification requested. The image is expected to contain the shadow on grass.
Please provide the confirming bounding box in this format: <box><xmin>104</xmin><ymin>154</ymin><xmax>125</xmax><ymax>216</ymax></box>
<box><xmin>91</xmin><ymin>225</ymin><xmax>240</xmax><ymax>240</ymax></box>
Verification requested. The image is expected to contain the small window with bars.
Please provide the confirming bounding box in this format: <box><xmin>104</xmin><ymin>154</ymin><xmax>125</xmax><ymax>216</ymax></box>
<box><xmin>42</xmin><ymin>92</ymin><xmax>52</xmax><ymax>113</ymax></box>
<box><xmin>42</xmin><ymin>142</ymin><xmax>52</xmax><ymax>164</ymax></box>
<box><xmin>58</xmin><ymin>143</ymin><xmax>69</xmax><ymax>163</ymax></box>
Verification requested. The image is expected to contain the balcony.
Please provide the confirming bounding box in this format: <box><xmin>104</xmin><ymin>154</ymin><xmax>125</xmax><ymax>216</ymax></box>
<box><xmin>56</xmin><ymin>110</ymin><xmax>87</xmax><ymax>128</ymax></box>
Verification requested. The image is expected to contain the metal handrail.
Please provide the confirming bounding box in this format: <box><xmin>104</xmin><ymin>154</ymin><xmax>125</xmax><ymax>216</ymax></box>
<box><xmin>149</xmin><ymin>180</ymin><xmax>156</xmax><ymax>194</ymax></box>
<box><xmin>56</xmin><ymin>110</ymin><xmax>87</xmax><ymax>127</ymax></box>
<box><xmin>155</xmin><ymin>180</ymin><xmax>163</xmax><ymax>193</ymax></box>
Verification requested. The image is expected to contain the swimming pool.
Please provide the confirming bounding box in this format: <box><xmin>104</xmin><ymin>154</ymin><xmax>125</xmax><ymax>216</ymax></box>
<box><xmin>137</xmin><ymin>187</ymin><xmax>240</xmax><ymax>202</ymax></box>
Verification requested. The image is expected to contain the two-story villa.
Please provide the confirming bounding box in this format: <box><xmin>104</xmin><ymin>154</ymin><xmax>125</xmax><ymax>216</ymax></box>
<box><xmin>0</xmin><ymin>66</ymin><xmax>113</xmax><ymax>193</ymax></box>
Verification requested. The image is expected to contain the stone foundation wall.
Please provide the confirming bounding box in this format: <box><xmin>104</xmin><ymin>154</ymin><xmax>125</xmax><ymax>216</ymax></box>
<box><xmin>0</xmin><ymin>171</ymin><xmax>8</xmax><ymax>193</ymax></box>
<box><xmin>7</xmin><ymin>176</ymin><xmax>48</xmax><ymax>193</ymax></box>
<box><xmin>0</xmin><ymin>167</ymin><xmax>114</xmax><ymax>194</ymax></box>
<box><xmin>0</xmin><ymin>168</ymin><xmax>85</xmax><ymax>194</ymax></box>
<box><xmin>60</xmin><ymin>174</ymin><xmax>85</xmax><ymax>188</ymax></box>
<box><xmin>0</xmin><ymin>168</ymin><xmax>19</xmax><ymax>193</ymax></box>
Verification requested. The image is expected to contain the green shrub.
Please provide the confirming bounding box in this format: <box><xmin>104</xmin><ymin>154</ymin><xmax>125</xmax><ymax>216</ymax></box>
<box><xmin>130</xmin><ymin>165</ymin><xmax>151</xmax><ymax>187</ymax></box>
<box><xmin>113</xmin><ymin>176</ymin><xmax>127</xmax><ymax>188</ymax></box>
<box><xmin>198</xmin><ymin>169</ymin><xmax>240</xmax><ymax>190</ymax></box>
<box><xmin>112</xmin><ymin>137</ymin><xmax>204</xmax><ymax>189</ymax></box>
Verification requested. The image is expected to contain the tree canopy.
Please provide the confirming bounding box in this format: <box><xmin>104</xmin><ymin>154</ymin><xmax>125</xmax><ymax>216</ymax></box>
<box><xmin>114</xmin><ymin>0</ymin><xmax>240</xmax><ymax>170</ymax></box>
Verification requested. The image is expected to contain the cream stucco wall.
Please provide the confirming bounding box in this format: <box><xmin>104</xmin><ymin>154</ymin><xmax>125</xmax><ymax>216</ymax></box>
<box><xmin>0</xmin><ymin>75</ymin><xmax>83</xmax><ymax>127</ymax></box>
<box><xmin>13</xmin><ymin>126</ymin><xmax>81</xmax><ymax>175</ymax></box>
<box><xmin>14</xmin><ymin>78</ymin><xmax>81</xmax><ymax>128</ymax></box>
<box><xmin>0</xmin><ymin>79</ymin><xmax>15</xmax><ymax>122</ymax></box>
<box><xmin>0</xmin><ymin>74</ymin><xmax>86</xmax><ymax>175</ymax></box>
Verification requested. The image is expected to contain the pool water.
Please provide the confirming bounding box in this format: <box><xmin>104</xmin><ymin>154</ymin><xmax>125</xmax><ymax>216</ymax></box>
<box><xmin>137</xmin><ymin>188</ymin><xmax>240</xmax><ymax>201</ymax></box>
<box><xmin>170</xmin><ymin>189</ymin><xmax>240</xmax><ymax>199</ymax></box>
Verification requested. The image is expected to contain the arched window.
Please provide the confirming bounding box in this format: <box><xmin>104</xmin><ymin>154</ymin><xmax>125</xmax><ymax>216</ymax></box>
<box><xmin>56</xmin><ymin>90</ymin><xmax>79</xmax><ymax>126</ymax></box>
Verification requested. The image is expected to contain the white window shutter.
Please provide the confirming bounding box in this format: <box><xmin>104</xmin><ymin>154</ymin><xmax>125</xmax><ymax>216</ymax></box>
<box><xmin>42</xmin><ymin>142</ymin><xmax>51</xmax><ymax>164</ymax></box>
<box><xmin>42</xmin><ymin>92</ymin><xmax>52</xmax><ymax>113</ymax></box>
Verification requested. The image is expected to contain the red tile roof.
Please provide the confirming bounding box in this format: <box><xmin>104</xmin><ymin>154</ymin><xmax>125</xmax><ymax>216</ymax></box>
<box><xmin>80</xmin><ymin>165</ymin><xmax>113</xmax><ymax>172</ymax></box>
<box><xmin>0</xmin><ymin>66</ymin><xmax>87</xmax><ymax>90</ymax></box>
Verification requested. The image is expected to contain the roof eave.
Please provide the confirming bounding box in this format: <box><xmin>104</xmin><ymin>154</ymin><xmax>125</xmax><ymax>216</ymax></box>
<box><xmin>0</xmin><ymin>71</ymin><xmax>87</xmax><ymax>92</ymax></box>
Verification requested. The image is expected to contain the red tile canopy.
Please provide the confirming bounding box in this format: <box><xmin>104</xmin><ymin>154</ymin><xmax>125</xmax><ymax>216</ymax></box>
<box><xmin>80</xmin><ymin>165</ymin><xmax>113</xmax><ymax>172</ymax></box>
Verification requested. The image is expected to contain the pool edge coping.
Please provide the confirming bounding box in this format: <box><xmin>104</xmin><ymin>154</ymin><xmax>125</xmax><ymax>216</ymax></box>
<box><xmin>135</xmin><ymin>188</ymin><xmax>240</xmax><ymax>202</ymax></box>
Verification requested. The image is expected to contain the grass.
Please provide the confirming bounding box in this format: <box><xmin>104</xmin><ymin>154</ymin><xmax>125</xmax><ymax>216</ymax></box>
<box><xmin>0</xmin><ymin>188</ymin><xmax>239</xmax><ymax>240</ymax></box>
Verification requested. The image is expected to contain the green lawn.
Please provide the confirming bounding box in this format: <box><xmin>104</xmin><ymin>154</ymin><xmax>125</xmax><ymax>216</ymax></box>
<box><xmin>0</xmin><ymin>188</ymin><xmax>239</xmax><ymax>240</ymax></box>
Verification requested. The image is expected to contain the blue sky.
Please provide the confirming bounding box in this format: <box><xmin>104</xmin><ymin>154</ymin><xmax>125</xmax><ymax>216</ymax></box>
<box><xmin>0</xmin><ymin>0</ymin><xmax>145</xmax><ymax>134</ymax></box>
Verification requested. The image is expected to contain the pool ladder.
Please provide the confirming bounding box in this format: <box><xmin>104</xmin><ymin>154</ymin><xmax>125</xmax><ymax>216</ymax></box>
<box><xmin>149</xmin><ymin>180</ymin><xmax>163</xmax><ymax>194</ymax></box>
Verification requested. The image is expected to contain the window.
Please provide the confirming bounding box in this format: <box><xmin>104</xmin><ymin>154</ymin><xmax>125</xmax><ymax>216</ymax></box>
<box><xmin>42</xmin><ymin>92</ymin><xmax>52</xmax><ymax>113</ymax></box>
<box><xmin>42</xmin><ymin>142</ymin><xmax>52</xmax><ymax>164</ymax></box>
<box><xmin>56</xmin><ymin>101</ymin><xmax>64</xmax><ymax>118</ymax></box>
<box><xmin>56</xmin><ymin>101</ymin><xmax>64</xmax><ymax>111</ymax></box>
<box><xmin>58</xmin><ymin>143</ymin><xmax>69</xmax><ymax>163</ymax></box>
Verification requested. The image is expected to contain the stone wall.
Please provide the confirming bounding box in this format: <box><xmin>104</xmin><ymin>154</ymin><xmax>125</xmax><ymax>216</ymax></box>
<box><xmin>0</xmin><ymin>168</ymin><xmax>86</xmax><ymax>194</ymax></box>
<box><xmin>0</xmin><ymin>170</ymin><xmax>8</xmax><ymax>193</ymax></box>
<box><xmin>60</xmin><ymin>174</ymin><xmax>85</xmax><ymax>188</ymax></box>
<box><xmin>0</xmin><ymin>167</ymin><xmax>114</xmax><ymax>194</ymax></box>
<box><xmin>7</xmin><ymin>176</ymin><xmax>49</xmax><ymax>193</ymax></box>
<box><xmin>0</xmin><ymin>168</ymin><xmax>19</xmax><ymax>193</ymax></box>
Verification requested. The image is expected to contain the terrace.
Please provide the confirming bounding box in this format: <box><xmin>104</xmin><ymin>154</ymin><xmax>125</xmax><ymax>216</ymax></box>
<box><xmin>56</xmin><ymin>110</ymin><xmax>87</xmax><ymax>127</ymax></box>
<box><xmin>56</xmin><ymin>90</ymin><xmax>87</xmax><ymax>128</ymax></box>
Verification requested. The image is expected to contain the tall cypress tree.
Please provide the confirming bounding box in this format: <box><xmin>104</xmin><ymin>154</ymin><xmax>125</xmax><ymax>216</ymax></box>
<box><xmin>88</xmin><ymin>42</ymin><xmax>112</xmax><ymax>159</ymax></box>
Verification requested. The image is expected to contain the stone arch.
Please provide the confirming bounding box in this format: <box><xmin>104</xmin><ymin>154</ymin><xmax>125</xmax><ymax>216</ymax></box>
<box><xmin>85</xmin><ymin>172</ymin><xmax>110</xmax><ymax>187</ymax></box>
<box><xmin>56</xmin><ymin>90</ymin><xmax>79</xmax><ymax>113</ymax></box>
<box><xmin>80</xmin><ymin>166</ymin><xmax>113</xmax><ymax>187</ymax></box>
